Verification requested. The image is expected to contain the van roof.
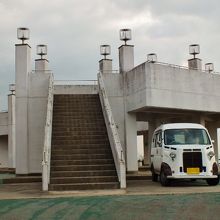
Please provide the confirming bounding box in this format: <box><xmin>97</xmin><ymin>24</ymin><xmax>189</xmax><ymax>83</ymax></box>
<box><xmin>155</xmin><ymin>123</ymin><xmax>206</xmax><ymax>131</ymax></box>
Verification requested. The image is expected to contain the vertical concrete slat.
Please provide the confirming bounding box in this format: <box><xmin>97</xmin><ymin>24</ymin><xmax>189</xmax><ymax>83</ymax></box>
<box><xmin>8</xmin><ymin>94</ymin><xmax>16</xmax><ymax>168</ymax></box>
<box><xmin>15</xmin><ymin>44</ymin><xmax>31</xmax><ymax>174</ymax></box>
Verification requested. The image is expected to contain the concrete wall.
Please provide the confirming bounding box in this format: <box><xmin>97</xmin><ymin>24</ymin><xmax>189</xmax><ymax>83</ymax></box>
<box><xmin>126</xmin><ymin>62</ymin><xmax>220</xmax><ymax>113</ymax></box>
<box><xmin>54</xmin><ymin>85</ymin><xmax>98</xmax><ymax>94</ymax></box>
<box><xmin>0</xmin><ymin>135</ymin><xmax>8</xmax><ymax>167</ymax></box>
<box><xmin>28</xmin><ymin>72</ymin><xmax>51</xmax><ymax>173</ymax></box>
<box><xmin>137</xmin><ymin>122</ymin><xmax>148</xmax><ymax>132</ymax></box>
<box><xmin>0</xmin><ymin>112</ymin><xmax>8</xmax><ymax>135</ymax></box>
<box><xmin>0</xmin><ymin>112</ymin><xmax>8</xmax><ymax>136</ymax></box>
<box><xmin>102</xmin><ymin>74</ymin><xmax>125</xmax><ymax>152</ymax></box>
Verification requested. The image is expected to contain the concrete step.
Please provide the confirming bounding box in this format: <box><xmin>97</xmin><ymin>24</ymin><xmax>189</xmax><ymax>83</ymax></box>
<box><xmin>50</xmin><ymin>164</ymin><xmax>116</xmax><ymax>172</ymax></box>
<box><xmin>0</xmin><ymin>168</ymin><xmax>15</xmax><ymax>174</ymax></box>
<box><xmin>49</xmin><ymin>182</ymin><xmax>119</xmax><ymax>191</ymax></box>
<box><xmin>50</xmin><ymin>170</ymin><xmax>117</xmax><ymax>178</ymax></box>
<box><xmin>52</xmin><ymin>127</ymin><xmax>107</xmax><ymax>132</ymax></box>
<box><xmin>3</xmin><ymin>176</ymin><xmax>42</xmax><ymax>184</ymax></box>
<box><xmin>52</xmin><ymin>112</ymin><xmax>103</xmax><ymax>116</ymax></box>
<box><xmin>126</xmin><ymin>171</ymin><xmax>152</xmax><ymax>181</ymax></box>
<box><xmin>50</xmin><ymin>94</ymin><xmax>118</xmax><ymax>190</ymax></box>
<box><xmin>51</xmin><ymin>139</ymin><xmax>110</xmax><ymax>145</ymax></box>
<box><xmin>51</xmin><ymin>148</ymin><xmax>111</xmax><ymax>155</ymax></box>
<box><xmin>50</xmin><ymin>176</ymin><xmax>118</xmax><ymax>184</ymax></box>
<box><xmin>51</xmin><ymin>159</ymin><xmax>114</xmax><ymax>166</ymax></box>
<box><xmin>51</xmin><ymin>154</ymin><xmax>113</xmax><ymax>160</ymax></box>
<box><xmin>51</xmin><ymin>144</ymin><xmax>110</xmax><ymax>149</ymax></box>
<box><xmin>52</xmin><ymin>136</ymin><xmax>108</xmax><ymax>141</ymax></box>
<box><xmin>138</xmin><ymin>165</ymin><xmax>150</xmax><ymax>172</ymax></box>
<box><xmin>52</xmin><ymin>123</ymin><xmax>106</xmax><ymax>128</ymax></box>
<box><xmin>52</xmin><ymin>131</ymin><xmax>107</xmax><ymax>136</ymax></box>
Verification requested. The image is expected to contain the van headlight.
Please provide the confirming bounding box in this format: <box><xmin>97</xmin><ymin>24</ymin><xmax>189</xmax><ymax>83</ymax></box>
<box><xmin>207</xmin><ymin>151</ymin><xmax>215</xmax><ymax>160</ymax></box>
<box><xmin>170</xmin><ymin>152</ymin><xmax>176</xmax><ymax>161</ymax></box>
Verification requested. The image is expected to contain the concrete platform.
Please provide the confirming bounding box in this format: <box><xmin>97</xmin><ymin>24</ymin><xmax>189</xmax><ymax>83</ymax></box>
<box><xmin>1</xmin><ymin>179</ymin><xmax>220</xmax><ymax>200</ymax></box>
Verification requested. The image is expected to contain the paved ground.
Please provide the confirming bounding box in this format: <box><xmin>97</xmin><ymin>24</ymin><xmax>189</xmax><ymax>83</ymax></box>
<box><xmin>1</xmin><ymin>179</ymin><xmax>220</xmax><ymax>219</ymax></box>
<box><xmin>0</xmin><ymin>192</ymin><xmax>220</xmax><ymax>220</ymax></box>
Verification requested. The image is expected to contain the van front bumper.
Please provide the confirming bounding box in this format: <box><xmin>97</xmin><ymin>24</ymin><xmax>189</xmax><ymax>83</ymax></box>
<box><xmin>167</xmin><ymin>175</ymin><xmax>218</xmax><ymax>179</ymax></box>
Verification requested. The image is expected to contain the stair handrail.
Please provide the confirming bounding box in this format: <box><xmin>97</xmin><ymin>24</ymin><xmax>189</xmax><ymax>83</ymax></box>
<box><xmin>98</xmin><ymin>72</ymin><xmax>126</xmax><ymax>188</ymax></box>
<box><xmin>42</xmin><ymin>74</ymin><xmax>54</xmax><ymax>191</ymax></box>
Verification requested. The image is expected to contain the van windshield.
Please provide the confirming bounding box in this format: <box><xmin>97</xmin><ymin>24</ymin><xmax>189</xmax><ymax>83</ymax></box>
<box><xmin>164</xmin><ymin>129</ymin><xmax>211</xmax><ymax>145</ymax></box>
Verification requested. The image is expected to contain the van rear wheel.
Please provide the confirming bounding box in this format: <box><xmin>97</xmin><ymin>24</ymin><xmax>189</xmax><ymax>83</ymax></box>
<box><xmin>160</xmin><ymin>169</ymin><xmax>170</xmax><ymax>186</ymax></box>
<box><xmin>206</xmin><ymin>176</ymin><xmax>219</xmax><ymax>186</ymax></box>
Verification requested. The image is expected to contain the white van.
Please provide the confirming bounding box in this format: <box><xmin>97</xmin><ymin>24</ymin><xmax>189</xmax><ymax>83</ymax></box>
<box><xmin>151</xmin><ymin>123</ymin><xmax>219</xmax><ymax>186</ymax></box>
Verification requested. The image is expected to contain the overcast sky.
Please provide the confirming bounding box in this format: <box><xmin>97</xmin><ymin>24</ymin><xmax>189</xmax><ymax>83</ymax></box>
<box><xmin>0</xmin><ymin>0</ymin><xmax>220</xmax><ymax>110</ymax></box>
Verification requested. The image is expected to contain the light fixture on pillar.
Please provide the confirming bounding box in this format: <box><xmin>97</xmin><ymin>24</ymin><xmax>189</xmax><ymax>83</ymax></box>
<box><xmin>36</xmin><ymin>44</ymin><xmax>47</xmax><ymax>59</ymax></box>
<box><xmin>189</xmin><ymin>44</ymin><xmax>200</xmax><ymax>59</ymax></box>
<box><xmin>120</xmin><ymin>29</ymin><xmax>132</xmax><ymax>45</ymax></box>
<box><xmin>100</xmin><ymin>45</ymin><xmax>111</xmax><ymax>59</ymax></box>
<box><xmin>9</xmin><ymin>84</ymin><xmax>15</xmax><ymax>95</ymax></box>
<box><xmin>17</xmin><ymin>27</ymin><xmax>30</xmax><ymax>44</ymax></box>
<box><xmin>205</xmin><ymin>63</ymin><xmax>214</xmax><ymax>73</ymax></box>
<box><xmin>147</xmin><ymin>53</ymin><xmax>157</xmax><ymax>63</ymax></box>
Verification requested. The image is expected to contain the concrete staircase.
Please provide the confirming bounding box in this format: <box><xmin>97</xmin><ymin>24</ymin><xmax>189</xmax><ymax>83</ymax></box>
<box><xmin>49</xmin><ymin>94</ymin><xmax>119</xmax><ymax>190</ymax></box>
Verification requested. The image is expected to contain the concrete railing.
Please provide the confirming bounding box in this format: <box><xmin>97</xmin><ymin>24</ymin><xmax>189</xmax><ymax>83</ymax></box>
<box><xmin>42</xmin><ymin>75</ymin><xmax>54</xmax><ymax>191</ymax></box>
<box><xmin>98</xmin><ymin>72</ymin><xmax>126</xmax><ymax>188</ymax></box>
<box><xmin>54</xmin><ymin>80</ymin><xmax>97</xmax><ymax>85</ymax></box>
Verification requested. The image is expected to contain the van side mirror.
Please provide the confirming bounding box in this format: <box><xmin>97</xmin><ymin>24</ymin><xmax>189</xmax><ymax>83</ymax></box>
<box><xmin>211</xmin><ymin>140</ymin><xmax>215</xmax><ymax>144</ymax></box>
<box><xmin>157</xmin><ymin>140</ymin><xmax>162</xmax><ymax>147</ymax></box>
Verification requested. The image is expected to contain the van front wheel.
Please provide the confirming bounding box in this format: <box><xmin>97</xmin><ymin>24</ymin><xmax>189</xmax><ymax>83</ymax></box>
<box><xmin>160</xmin><ymin>169</ymin><xmax>170</xmax><ymax>186</ymax></box>
<box><xmin>206</xmin><ymin>176</ymin><xmax>220</xmax><ymax>186</ymax></box>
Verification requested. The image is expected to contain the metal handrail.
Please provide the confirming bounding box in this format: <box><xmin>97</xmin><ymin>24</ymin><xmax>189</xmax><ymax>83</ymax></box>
<box><xmin>98</xmin><ymin>72</ymin><xmax>126</xmax><ymax>188</ymax></box>
<box><xmin>42</xmin><ymin>74</ymin><xmax>54</xmax><ymax>191</ymax></box>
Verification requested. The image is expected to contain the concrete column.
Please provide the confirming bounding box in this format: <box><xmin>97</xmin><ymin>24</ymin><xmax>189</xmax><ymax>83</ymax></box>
<box><xmin>15</xmin><ymin>44</ymin><xmax>31</xmax><ymax>174</ymax></box>
<box><xmin>26</xmin><ymin>57</ymin><xmax>51</xmax><ymax>173</ymax></box>
<box><xmin>99</xmin><ymin>59</ymin><xmax>112</xmax><ymax>74</ymax></box>
<box><xmin>125</xmin><ymin>113</ymin><xmax>138</xmax><ymax>172</ymax></box>
<box><xmin>147</xmin><ymin>120</ymin><xmax>156</xmax><ymax>165</ymax></box>
<box><xmin>35</xmin><ymin>59</ymin><xmax>49</xmax><ymax>71</ymax></box>
<box><xmin>119</xmin><ymin>45</ymin><xmax>134</xmax><ymax>73</ymax></box>
<box><xmin>143</xmin><ymin>132</ymin><xmax>148</xmax><ymax>165</ymax></box>
<box><xmin>8</xmin><ymin>93</ymin><xmax>16</xmax><ymax>168</ymax></box>
<box><xmin>188</xmin><ymin>58</ymin><xmax>202</xmax><ymax>71</ymax></box>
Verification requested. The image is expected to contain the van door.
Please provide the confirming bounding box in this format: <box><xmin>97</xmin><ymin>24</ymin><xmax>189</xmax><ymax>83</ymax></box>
<box><xmin>154</xmin><ymin>131</ymin><xmax>163</xmax><ymax>172</ymax></box>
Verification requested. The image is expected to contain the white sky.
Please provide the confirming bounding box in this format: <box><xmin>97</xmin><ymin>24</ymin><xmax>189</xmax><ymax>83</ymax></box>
<box><xmin>0</xmin><ymin>0</ymin><xmax>220</xmax><ymax>110</ymax></box>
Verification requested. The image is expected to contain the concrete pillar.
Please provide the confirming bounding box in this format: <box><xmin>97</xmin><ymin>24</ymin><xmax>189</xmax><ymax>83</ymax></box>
<box><xmin>143</xmin><ymin>132</ymin><xmax>148</xmax><ymax>165</ymax></box>
<box><xmin>147</xmin><ymin>120</ymin><xmax>156</xmax><ymax>165</ymax></box>
<box><xmin>125</xmin><ymin>113</ymin><xmax>138</xmax><ymax>172</ymax></box>
<box><xmin>35</xmin><ymin>59</ymin><xmax>49</xmax><ymax>71</ymax></box>
<box><xmin>8</xmin><ymin>92</ymin><xmax>16</xmax><ymax>168</ymax></box>
<box><xmin>188</xmin><ymin>58</ymin><xmax>202</xmax><ymax>71</ymax></box>
<box><xmin>99</xmin><ymin>59</ymin><xmax>112</xmax><ymax>74</ymax></box>
<box><xmin>119</xmin><ymin>45</ymin><xmax>134</xmax><ymax>73</ymax></box>
<box><xmin>15</xmin><ymin>43</ymin><xmax>31</xmax><ymax>174</ymax></box>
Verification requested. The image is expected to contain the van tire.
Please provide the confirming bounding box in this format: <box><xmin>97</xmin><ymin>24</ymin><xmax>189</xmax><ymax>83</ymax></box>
<box><xmin>151</xmin><ymin>167</ymin><xmax>158</xmax><ymax>182</ymax></box>
<box><xmin>206</xmin><ymin>176</ymin><xmax>220</xmax><ymax>186</ymax></box>
<box><xmin>160</xmin><ymin>169</ymin><xmax>170</xmax><ymax>186</ymax></box>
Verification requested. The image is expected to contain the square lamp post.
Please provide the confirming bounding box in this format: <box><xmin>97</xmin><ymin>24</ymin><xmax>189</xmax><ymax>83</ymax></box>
<box><xmin>17</xmin><ymin>27</ymin><xmax>30</xmax><ymax>44</ymax></box>
<box><xmin>189</xmin><ymin>44</ymin><xmax>200</xmax><ymax>59</ymax></box>
<box><xmin>120</xmin><ymin>29</ymin><xmax>132</xmax><ymax>45</ymax></box>
<box><xmin>36</xmin><ymin>44</ymin><xmax>47</xmax><ymax>59</ymax></box>
<box><xmin>100</xmin><ymin>45</ymin><xmax>111</xmax><ymax>59</ymax></box>
<box><xmin>147</xmin><ymin>53</ymin><xmax>157</xmax><ymax>63</ymax></box>
<box><xmin>205</xmin><ymin>63</ymin><xmax>214</xmax><ymax>73</ymax></box>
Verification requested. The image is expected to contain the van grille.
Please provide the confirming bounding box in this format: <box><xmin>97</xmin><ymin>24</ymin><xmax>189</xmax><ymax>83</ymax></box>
<box><xmin>183</xmin><ymin>152</ymin><xmax>203</xmax><ymax>172</ymax></box>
